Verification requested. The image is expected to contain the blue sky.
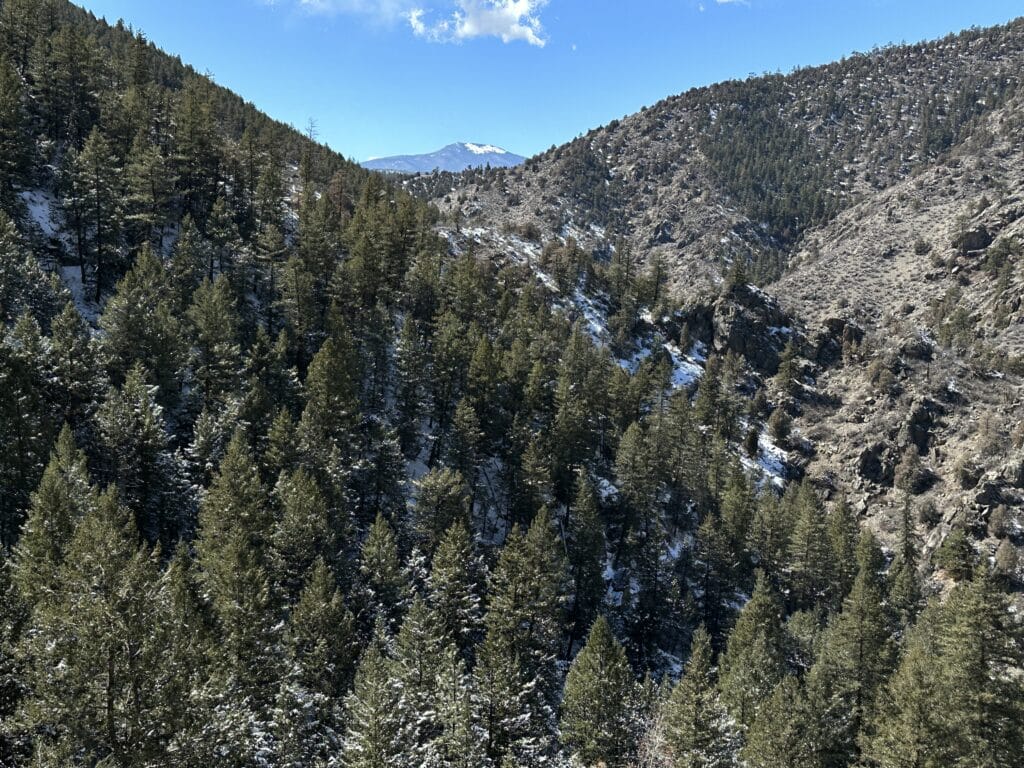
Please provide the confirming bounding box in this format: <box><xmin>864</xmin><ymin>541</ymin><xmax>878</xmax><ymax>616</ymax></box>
<box><xmin>76</xmin><ymin>1</ymin><xmax>1023</xmax><ymax>162</ymax></box>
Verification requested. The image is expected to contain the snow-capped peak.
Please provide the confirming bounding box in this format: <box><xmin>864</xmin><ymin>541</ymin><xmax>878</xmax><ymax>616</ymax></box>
<box><xmin>463</xmin><ymin>143</ymin><xmax>507</xmax><ymax>155</ymax></box>
<box><xmin>362</xmin><ymin>142</ymin><xmax>525</xmax><ymax>174</ymax></box>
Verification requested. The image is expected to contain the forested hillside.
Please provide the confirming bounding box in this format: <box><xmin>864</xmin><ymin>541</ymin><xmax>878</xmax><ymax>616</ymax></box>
<box><xmin>0</xmin><ymin>2</ymin><xmax>1022</xmax><ymax>767</ymax></box>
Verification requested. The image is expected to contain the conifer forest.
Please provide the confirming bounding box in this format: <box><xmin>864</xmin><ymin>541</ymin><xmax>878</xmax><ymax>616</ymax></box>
<box><xmin>0</xmin><ymin>2</ymin><xmax>1022</xmax><ymax>767</ymax></box>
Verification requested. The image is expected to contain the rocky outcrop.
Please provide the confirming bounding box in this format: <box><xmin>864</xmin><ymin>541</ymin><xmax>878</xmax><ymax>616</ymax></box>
<box><xmin>710</xmin><ymin>283</ymin><xmax>798</xmax><ymax>375</ymax></box>
<box><xmin>952</xmin><ymin>224</ymin><xmax>993</xmax><ymax>253</ymax></box>
<box><xmin>858</xmin><ymin>442</ymin><xmax>896</xmax><ymax>486</ymax></box>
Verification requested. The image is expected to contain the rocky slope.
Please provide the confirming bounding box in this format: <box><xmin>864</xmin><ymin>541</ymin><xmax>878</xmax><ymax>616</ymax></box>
<box><xmin>415</xmin><ymin>19</ymin><xmax>1024</xmax><ymax>299</ymax></box>
<box><xmin>421</xmin><ymin>18</ymin><xmax>1024</xmax><ymax>588</ymax></box>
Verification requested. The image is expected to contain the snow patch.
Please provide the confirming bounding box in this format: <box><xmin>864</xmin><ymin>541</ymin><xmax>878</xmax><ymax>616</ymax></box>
<box><xmin>19</xmin><ymin>189</ymin><xmax>60</xmax><ymax>239</ymax></box>
<box><xmin>463</xmin><ymin>143</ymin><xmax>507</xmax><ymax>155</ymax></box>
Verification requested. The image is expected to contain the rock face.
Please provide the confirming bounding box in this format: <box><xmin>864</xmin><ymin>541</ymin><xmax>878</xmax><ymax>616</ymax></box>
<box><xmin>906</xmin><ymin>398</ymin><xmax>944</xmax><ymax>454</ymax></box>
<box><xmin>858</xmin><ymin>442</ymin><xmax>896</xmax><ymax>486</ymax></box>
<box><xmin>709</xmin><ymin>283</ymin><xmax>796</xmax><ymax>376</ymax></box>
<box><xmin>953</xmin><ymin>224</ymin><xmax>993</xmax><ymax>253</ymax></box>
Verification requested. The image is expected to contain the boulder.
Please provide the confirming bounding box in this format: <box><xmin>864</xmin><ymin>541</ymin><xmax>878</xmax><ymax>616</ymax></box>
<box><xmin>858</xmin><ymin>442</ymin><xmax>895</xmax><ymax>486</ymax></box>
<box><xmin>953</xmin><ymin>225</ymin><xmax>993</xmax><ymax>254</ymax></box>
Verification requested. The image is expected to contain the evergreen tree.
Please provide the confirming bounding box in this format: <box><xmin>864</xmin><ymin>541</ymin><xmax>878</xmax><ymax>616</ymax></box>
<box><xmin>358</xmin><ymin>513</ymin><xmax>412</xmax><ymax>634</ymax></box>
<box><xmin>476</xmin><ymin>510</ymin><xmax>568</xmax><ymax>763</ymax></box>
<box><xmin>17</xmin><ymin>489</ymin><xmax>165</xmax><ymax>764</ymax></box>
<box><xmin>560</xmin><ymin>616</ymin><xmax>638</xmax><ymax>768</ymax></box>
<box><xmin>186</xmin><ymin>275</ymin><xmax>241</xmax><ymax>411</ymax></box>
<box><xmin>11</xmin><ymin>426</ymin><xmax>96</xmax><ymax>609</ymax></box>
<box><xmin>99</xmin><ymin>245</ymin><xmax>186</xmax><ymax>402</ymax></box>
<box><xmin>340</xmin><ymin>626</ymin><xmax>403</xmax><ymax>768</ymax></box>
<box><xmin>432</xmin><ymin>639</ymin><xmax>492</xmax><ymax>768</ymax></box>
<box><xmin>888</xmin><ymin>503</ymin><xmax>922</xmax><ymax>627</ymax></box>
<box><xmin>427</xmin><ymin>520</ymin><xmax>485</xmax><ymax>658</ymax></box>
<box><xmin>195</xmin><ymin>430</ymin><xmax>279</xmax><ymax>694</ymax></box>
<box><xmin>48</xmin><ymin>301</ymin><xmax>105</xmax><ymax>436</ymax></box>
<box><xmin>565</xmin><ymin>473</ymin><xmax>606</xmax><ymax>655</ymax></box>
<box><xmin>69</xmin><ymin>127</ymin><xmax>122</xmax><ymax>301</ymax></box>
<box><xmin>287</xmin><ymin>557</ymin><xmax>356</xmax><ymax>699</ymax></box>
<box><xmin>124</xmin><ymin>134</ymin><xmax>175</xmax><ymax>250</ymax></box>
<box><xmin>663</xmin><ymin>625</ymin><xmax>741</xmax><ymax>768</ymax></box>
<box><xmin>740</xmin><ymin>676</ymin><xmax>818</xmax><ymax>768</ymax></box>
<box><xmin>0</xmin><ymin>315</ymin><xmax>59</xmax><ymax>545</ymax></box>
<box><xmin>413</xmin><ymin>467</ymin><xmax>471</xmax><ymax>555</ymax></box>
<box><xmin>718</xmin><ymin>572</ymin><xmax>787</xmax><ymax>728</ymax></box>
<box><xmin>806</xmin><ymin>531</ymin><xmax>895</xmax><ymax>768</ymax></box>
<box><xmin>785</xmin><ymin>483</ymin><xmax>831</xmax><ymax>610</ymax></box>
<box><xmin>271</xmin><ymin>468</ymin><xmax>334</xmax><ymax>599</ymax></box>
<box><xmin>391</xmin><ymin>594</ymin><xmax>447</xmax><ymax>761</ymax></box>
<box><xmin>0</xmin><ymin>53</ymin><xmax>29</xmax><ymax>203</ymax></box>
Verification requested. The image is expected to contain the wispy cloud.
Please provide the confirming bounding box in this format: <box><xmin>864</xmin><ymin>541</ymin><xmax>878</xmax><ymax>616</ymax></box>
<box><xmin>409</xmin><ymin>1</ymin><xmax>548</xmax><ymax>47</ymax></box>
<box><xmin>282</xmin><ymin>0</ymin><xmax>550</xmax><ymax>45</ymax></box>
<box><xmin>294</xmin><ymin>0</ymin><xmax>414</xmax><ymax>21</ymax></box>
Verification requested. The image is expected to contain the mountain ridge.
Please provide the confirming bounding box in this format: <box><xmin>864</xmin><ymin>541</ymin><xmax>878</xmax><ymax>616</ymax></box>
<box><xmin>363</xmin><ymin>141</ymin><xmax>525</xmax><ymax>173</ymax></box>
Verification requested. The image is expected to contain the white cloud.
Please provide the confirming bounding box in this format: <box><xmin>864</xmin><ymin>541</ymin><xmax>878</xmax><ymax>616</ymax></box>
<box><xmin>715</xmin><ymin>0</ymin><xmax>751</xmax><ymax>5</ymax></box>
<box><xmin>408</xmin><ymin>1</ymin><xmax>549</xmax><ymax>47</ymax></box>
<box><xmin>284</xmin><ymin>0</ymin><xmax>549</xmax><ymax>45</ymax></box>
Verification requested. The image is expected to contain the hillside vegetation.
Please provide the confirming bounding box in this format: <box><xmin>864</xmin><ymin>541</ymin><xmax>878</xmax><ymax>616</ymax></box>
<box><xmin>0</xmin><ymin>3</ymin><xmax>1021</xmax><ymax>768</ymax></box>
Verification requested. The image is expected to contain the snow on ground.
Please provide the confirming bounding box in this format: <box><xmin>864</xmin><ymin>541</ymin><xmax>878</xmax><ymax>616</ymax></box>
<box><xmin>59</xmin><ymin>264</ymin><xmax>100</xmax><ymax>325</ymax></box>
<box><xmin>19</xmin><ymin>189</ymin><xmax>60</xmax><ymax>238</ymax></box>
<box><xmin>739</xmin><ymin>428</ymin><xmax>789</xmax><ymax>489</ymax></box>
<box><xmin>453</xmin><ymin>224</ymin><xmax>706</xmax><ymax>391</ymax></box>
<box><xmin>464</xmin><ymin>143</ymin><xmax>506</xmax><ymax>155</ymax></box>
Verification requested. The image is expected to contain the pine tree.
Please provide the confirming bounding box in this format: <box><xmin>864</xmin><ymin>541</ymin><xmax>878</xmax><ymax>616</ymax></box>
<box><xmin>340</xmin><ymin>625</ymin><xmax>403</xmax><ymax>768</ymax></box>
<box><xmin>391</xmin><ymin>595</ymin><xmax>447</xmax><ymax>761</ymax></box>
<box><xmin>186</xmin><ymin>275</ymin><xmax>241</xmax><ymax>411</ymax></box>
<box><xmin>560</xmin><ymin>616</ymin><xmax>638</xmax><ymax>767</ymax></box>
<box><xmin>663</xmin><ymin>626</ymin><xmax>741</xmax><ymax>768</ymax></box>
<box><xmin>413</xmin><ymin>467</ymin><xmax>471</xmax><ymax>555</ymax></box>
<box><xmin>888</xmin><ymin>503</ymin><xmax>922</xmax><ymax>627</ymax></box>
<box><xmin>718</xmin><ymin>572</ymin><xmax>787</xmax><ymax>728</ymax></box>
<box><xmin>0</xmin><ymin>315</ymin><xmax>59</xmax><ymax>545</ymax></box>
<box><xmin>448</xmin><ymin>399</ymin><xmax>485</xmax><ymax>496</ymax></box>
<box><xmin>0</xmin><ymin>53</ymin><xmax>29</xmax><ymax>203</ymax></box>
<box><xmin>124</xmin><ymin>134</ymin><xmax>175</xmax><ymax>250</ymax></box>
<box><xmin>862</xmin><ymin>603</ymin><xmax>949</xmax><ymax>768</ymax></box>
<box><xmin>48</xmin><ymin>301</ymin><xmax>105</xmax><ymax>435</ymax></box>
<box><xmin>156</xmin><ymin>546</ymin><xmax>217</xmax><ymax>762</ymax></box>
<box><xmin>195</xmin><ymin>430</ymin><xmax>279</xmax><ymax>693</ymax></box>
<box><xmin>930</xmin><ymin>573</ymin><xmax>1023</xmax><ymax>766</ymax></box>
<box><xmin>167</xmin><ymin>216</ymin><xmax>211</xmax><ymax>308</ymax></box>
<box><xmin>99</xmin><ymin>245</ymin><xmax>186</xmax><ymax>402</ymax></box>
<box><xmin>394</xmin><ymin>316</ymin><xmax>427</xmax><ymax>457</ymax></box>
<box><xmin>17</xmin><ymin>488</ymin><xmax>166</xmax><ymax>764</ymax></box>
<box><xmin>271</xmin><ymin>468</ymin><xmax>334</xmax><ymax>599</ymax></box>
<box><xmin>476</xmin><ymin>509</ymin><xmax>568</xmax><ymax>763</ymax></box>
<box><xmin>565</xmin><ymin>473</ymin><xmax>606</xmax><ymax>655</ymax></box>
<box><xmin>427</xmin><ymin>520</ymin><xmax>484</xmax><ymax>658</ymax></box>
<box><xmin>824</xmin><ymin>497</ymin><xmax>859</xmax><ymax>609</ymax></box>
<box><xmin>740</xmin><ymin>676</ymin><xmax>818</xmax><ymax>768</ymax></box>
<box><xmin>785</xmin><ymin>482</ymin><xmax>831</xmax><ymax>610</ymax></box>
<box><xmin>298</xmin><ymin>333</ymin><xmax>361</xmax><ymax>464</ymax></box>
<box><xmin>11</xmin><ymin>425</ymin><xmax>97</xmax><ymax>609</ymax></box>
<box><xmin>358</xmin><ymin>512</ymin><xmax>412</xmax><ymax>634</ymax></box>
<box><xmin>287</xmin><ymin>557</ymin><xmax>356</xmax><ymax>699</ymax></box>
<box><xmin>69</xmin><ymin>127</ymin><xmax>122</xmax><ymax>301</ymax></box>
<box><xmin>96</xmin><ymin>362</ymin><xmax>181</xmax><ymax>544</ymax></box>
<box><xmin>806</xmin><ymin>531</ymin><xmax>895</xmax><ymax>768</ymax></box>
<box><xmin>432</xmin><ymin>639</ymin><xmax>492</xmax><ymax>768</ymax></box>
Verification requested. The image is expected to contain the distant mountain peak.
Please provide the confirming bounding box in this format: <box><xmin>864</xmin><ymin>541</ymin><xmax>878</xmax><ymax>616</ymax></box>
<box><xmin>362</xmin><ymin>142</ymin><xmax>525</xmax><ymax>174</ymax></box>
